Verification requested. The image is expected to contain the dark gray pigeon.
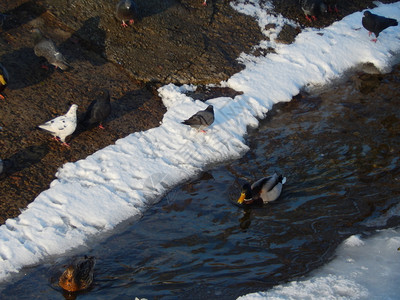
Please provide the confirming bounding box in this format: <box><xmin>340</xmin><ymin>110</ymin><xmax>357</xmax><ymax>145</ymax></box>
<box><xmin>0</xmin><ymin>63</ymin><xmax>9</xmax><ymax>100</ymax></box>
<box><xmin>182</xmin><ymin>105</ymin><xmax>214</xmax><ymax>132</ymax></box>
<box><xmin>81</xmin><ymin>89</ymin><xmax>111</xmax><ymax>130</ymax></box>
<box><xmin>116</xmin><ymin>0</ymin><xmax>138</xmax><ymax>28</ymax></box>
<box><xmin>32</xmin><ymin>28</ymin><xmax>70</xmax><ymax>70</ymax></box>
<box><xmin>0</xmin><ymin>158</ymin><xmax>13</xmax><ymax>178</ymax></box>
<box><xmin>362</xmin><ymin>11</ymin><xmax>398</xmax><ymax>42</ymax></box>
<box><xmin>300</xmin><ymin>0</ymin><xmax>327</xmax><ymax>22</ymax></box>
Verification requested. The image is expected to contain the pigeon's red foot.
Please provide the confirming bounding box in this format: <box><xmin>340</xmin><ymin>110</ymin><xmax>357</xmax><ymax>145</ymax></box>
<box><xmin>0</xmin><ymin>94</ymin><xmax>5</xmax><ymax>100</ymax></box>
<box><xmin>121</xmin><ymin>22</ymin><xmax>128</xmax><ymax>28</ymax></box>
<box><xmin>371</xmin><ymin>38</ymin><xmax>378</xmax><ymax>43</ymax></box>
<box><xmin>41</xmin><ymin>64</ymin><xmax>49</xmax><ymax>70</ymax></box>
<box><xmin>61</xmin><ymin>142</ymin><xmax>70</xmax><ymax>147</ymax></box>
<box><xmin>202</xmin><ymin>0</ymin><xmax>207</xmax><ymax>6</ymax></box>
<box><xmin>305</xmin><ymin>15</ymin><xmax>312</xmax><ymax>22</ymax></box>
<box><xmin>312</xmin><ymin>15</ymin><xmax>317</xmax><ymax>21</ymax></box>
<box><xmin>98</xmin><ymin>124</ymin><xmax>105</xmax><ymax>130</ymax></box>
<box><xmin>129</xmin><ymin>19</ymin><xmax>134</xmax><ymax>25</ymax></box>
<box><xmin>368</xmin><ymin>31</ymin><xmax>372</xmax><ymax>36</ymax></box>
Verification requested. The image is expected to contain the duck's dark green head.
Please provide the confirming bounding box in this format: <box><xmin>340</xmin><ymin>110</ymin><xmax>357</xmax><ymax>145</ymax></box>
<box><xmin>237</xmin><ymin>183</ymin><xmax>252</xmax><ymax>204</ymax></box>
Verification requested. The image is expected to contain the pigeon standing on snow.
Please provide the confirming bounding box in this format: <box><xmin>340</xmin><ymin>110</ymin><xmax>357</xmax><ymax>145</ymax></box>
<box><xmin>32</xmin><ymin>28</ymin><xmax>70</xmax><ymax>70</ymax></box>
<box><xmin>81</xmin><ymin>89</ymin><xmax>111</xmax><ymax>130</ymax></box>
<box><xmin>116</xmin><ymin>0</ymin><xmax>138</xmax><ymax>28</ymax></box>
<box><xmin>182</xmin><ymin>105</ymin><xmax>214</xmax><ymax>132</ymax></box>
<box><xmin>362</xmin><ymin>11</ymin><xmax>398</xmax><ymax>43</ymax></box>
<box><xmin>38</xmin><ymin>104</ymin><xmax>78</xmax><ymax>146</ymax></box>
<box><xmin>0</xmin><ymin>63</ymin><xmax>9</xmax><ymax>100</ymax></box>
<box><xmin>300</xmin><ymin>0</ymin><xmax>327</xmax><ymax>22</ymax></box>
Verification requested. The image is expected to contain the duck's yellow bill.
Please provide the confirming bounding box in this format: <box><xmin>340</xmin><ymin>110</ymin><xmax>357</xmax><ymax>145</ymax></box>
<box><xmin>237</xmin><ymin>192</ymin><xmax>246</xmax><ymax>204</ymax></box>
<box><xmin>0</xmin><ymin>75</ymin><xmax>5</xmax><ymax>85</ymax></box>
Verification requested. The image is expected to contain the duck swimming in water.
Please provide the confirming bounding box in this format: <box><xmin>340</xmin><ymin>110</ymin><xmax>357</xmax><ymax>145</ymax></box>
<box><xmin>237</xmin><ymin>173</ymin><xmax>286</xmax><ymax>205</ymax></box>
<box><xmin>59</xmin><ymin>256</ymin><xmax>95</xmax><ymax>292</ymax></box>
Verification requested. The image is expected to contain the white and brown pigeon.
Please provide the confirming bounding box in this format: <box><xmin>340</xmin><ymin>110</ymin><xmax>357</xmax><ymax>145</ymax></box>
<box><xmin>38</xmin><ymin>104</ymin><xmax>78</xmax><ymax>147</ymax></box>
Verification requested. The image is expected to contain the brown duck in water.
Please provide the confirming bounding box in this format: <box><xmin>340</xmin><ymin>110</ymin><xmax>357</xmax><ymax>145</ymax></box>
<box><xmin>59</xmin><ymin>256</ymin><xmax>96</xmax><ymax>292</ymax></box>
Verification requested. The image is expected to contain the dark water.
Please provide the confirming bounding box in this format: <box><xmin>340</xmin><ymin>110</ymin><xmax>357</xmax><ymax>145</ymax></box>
<box><xmin>1</xmin><ymin>65</ymin><xmax>400</xmax><ymax>299</ymax></box>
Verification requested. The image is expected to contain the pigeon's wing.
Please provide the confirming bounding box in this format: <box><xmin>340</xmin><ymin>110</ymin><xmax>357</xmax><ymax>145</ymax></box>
<box><xmin>34</xmin><ymin>39</ymin><xmax>57</xmax><ymax>59</ymax></box>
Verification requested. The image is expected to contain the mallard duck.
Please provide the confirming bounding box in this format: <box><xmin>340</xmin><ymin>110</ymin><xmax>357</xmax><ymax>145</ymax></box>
<box><xmin>0</xmin><ymin>63</ymin><xmax>9</xmax><ymax>100</ymax></box>
<box><xmin>59</xmin><ymin>256</ymin><xmax>96</xmax><ymax>292</ymax></box>
<box><xmin>237</xmin><ymin>173</ymin><xmax>286</xmax><ymax>205</ymax></box>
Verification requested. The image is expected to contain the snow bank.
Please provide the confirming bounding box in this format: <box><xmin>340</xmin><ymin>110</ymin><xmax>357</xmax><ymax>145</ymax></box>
<box><xmin>0</xmin><ymin>0</ymin><xmax>400</xmax><ymax>281</ymax></box>
<box><xmin>238</xmin><ymin>228</ymin><xmax>400</xmax><ymax>300</ymax></box>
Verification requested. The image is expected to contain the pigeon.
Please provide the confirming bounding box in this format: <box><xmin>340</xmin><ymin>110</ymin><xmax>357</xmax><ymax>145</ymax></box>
<box><xmin>0</xmin><ymin>63</ymin><xmax>9</xmax><ymax>100</ymax></box>
<box><xmin>32</xmin><ymin>28</ymin><xmax>70</xmax><ymax>70</ymax></box>
<box><xmin>116</xmin><ymin>0</ymin><xmax>138</xmax><ymax>28</ymax></box>
<box><xmin>181</xmin><ymin>105</ymin><xmax>214</xmax><ymax>132</ymax></box>
<box><xmin>38</xmin><ymin>104</ymin><xmax>78</xmax><ymax>146</ymax></box>
<box><xmin>300</xmin><ymin>0</ymin><xmax>327</xmax><ymax>22</ymax></box>
<box><xmin>81</xmin><ymin>89</ymin><xmax>111</xmax><ymax>130</ymax></box>
<box><xmin>362</xmin><ymin>11</ymin><xmax>398</xmax><ymax>43</ymax></box>
<box><xmin>0</xmin><ymin>158</ymin><xmax>13</xmax><ymax>178</ymax></box>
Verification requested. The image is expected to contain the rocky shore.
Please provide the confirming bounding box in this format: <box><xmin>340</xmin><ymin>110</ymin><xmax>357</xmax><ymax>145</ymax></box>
<box><xmin>0</xmin><ymin>0</ymin><xmax>394</xmax><ymax>223</ymax></box>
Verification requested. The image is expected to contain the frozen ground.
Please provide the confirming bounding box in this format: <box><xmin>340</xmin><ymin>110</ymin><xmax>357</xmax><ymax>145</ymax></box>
<box><xmin>0</xmin><ymin>2</ymin><xmax>400</xmax><ymax>299</ymax></box>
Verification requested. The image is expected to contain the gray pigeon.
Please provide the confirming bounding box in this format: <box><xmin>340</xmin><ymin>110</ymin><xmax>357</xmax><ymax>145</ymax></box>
<box><xmin>38</xmin><ymin>104</ymin><xmax>78</xmax><ymax>146</ymax></box>
<box><xmin>362</xmin><ymin>11</ymin><xmax>398</xmax><ymax>42</ymax></box>
<box><xmin>32</xmin><ymin>28</ymin><xmax>70</xmax><ymax>70</ymax></box>
<box><xmin>81</xmin><ymin>89</ymin><xmax>111</xmax><ymax>129</ymax></box>
<box><xmin>116</xmin><ymin>0</ymin><xmax>138</xmax><ymax>28</ymax></box>
<box><xmin>182</xmin><ymin>105</ymin><xmax>214</xmax><ymax>132</ymax></box>
<box><xmin>300</xmin><ymin>0</ymin><xmax>327</xmax><ymax>22</ymax></box>
<box><xmin>0</xmin><ymin>63</ymin><xmax>9</xmax><ymax>100</ymax></box>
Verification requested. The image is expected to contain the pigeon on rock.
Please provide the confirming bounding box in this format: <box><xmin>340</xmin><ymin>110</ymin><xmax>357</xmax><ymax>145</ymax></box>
<box><xmin>182</xmin><ymin>105</ymin><xmax>214</xmax><ymax>132</ymax></box>
<box><xmin>32</xmin><ymin>28</ymin><xmax>70</xmax><ymax>70</ymax></box>
<box><xmin>300</xmin><ymin>0</ymin><xmax>327</xmax><ymax>22</ymax></box>
<box><xmin>362</xmin><ymin>11</ymin><xmax>398</xmax><ymax>43</ymax></box>
<box><xmin>81</xmin><ymin>89</ymin><xmax>111</xmax><ymax>130</ymax></box>
<box><xmin>116</xmin><ymin>0</ymin><xmax>138</xmax><ymax>28</ymax></box>
<box><xmin>0</xmin><ymin>63</ymin><xmax>9</xmax><ymax>100</ymax></box>
<box><xmin>38</xmin><ymin>104</ymin><xmax>78</xmax><ymax>147</ymax></box>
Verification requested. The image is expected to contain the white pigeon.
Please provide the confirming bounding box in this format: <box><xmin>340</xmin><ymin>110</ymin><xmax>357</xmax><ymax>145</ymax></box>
<box><xmin>38</xmin><ymin>104</ymin><xmax>78</xmax><ymax>146</ymax></box>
